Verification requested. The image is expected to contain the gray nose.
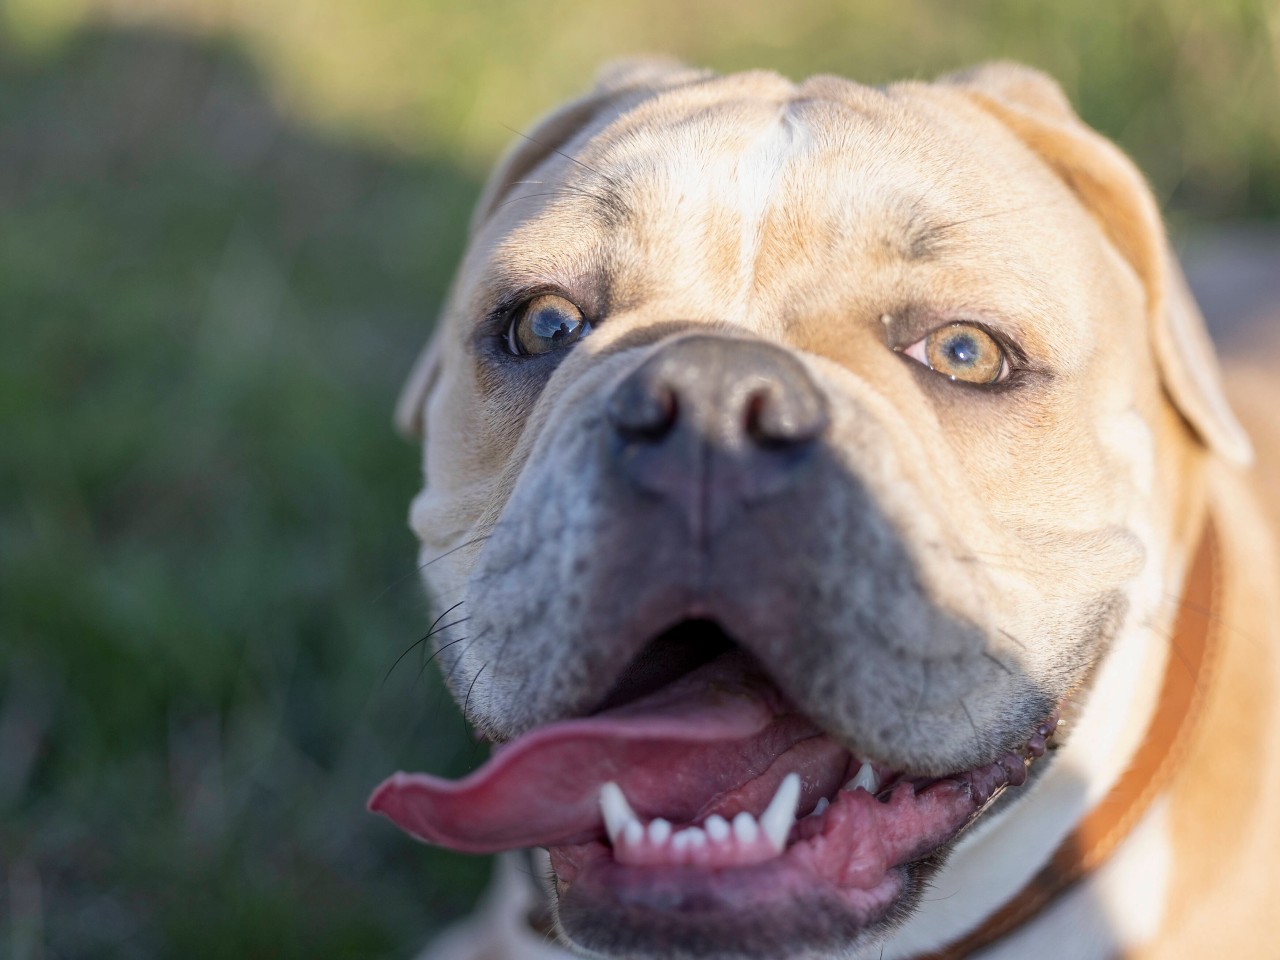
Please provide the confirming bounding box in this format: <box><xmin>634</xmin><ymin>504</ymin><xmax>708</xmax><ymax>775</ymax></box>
<box><xmin>606</xmin><ymin>335</ymin><xmax>828</xmax><ymax>541</ymax></box>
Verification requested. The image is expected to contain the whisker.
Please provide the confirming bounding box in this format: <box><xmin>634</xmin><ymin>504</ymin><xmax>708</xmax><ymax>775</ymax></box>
<box><xmin>372</xmin><ymin>532</ymin><xmax>497</xmax><ymax>603</ymax></box>
<box><xmin>413</xmin><ymin>633</ymin><xmax>468</xmax><ymax>681</ymax></box>
<box><xmin>382</xmin><ymin>600</ymin><xmax>468</xmax><ymax>685</ymax></box>
<box><xmin>919</xmin><ymin>886</ymin><xmax>964</xmax><ymax>903</ymax></box>
<box><xmin>999</xmin><ymin>629</ymin><xmax>1028</xmax><ymax>651</ymax></box>
<box><xmin>1148</xmin><ymin>619</ymin><xmax>1197</xmax><ymax>688</ymax></box>
<box><xmin>411</xmin><ymin>616</ymin><xmax>471</xmax><ymax>670</ymax></box>
<box><xmin>500</xmin><ymin>123</ymin><xmax>631</xmax><ymax>217</ymax></box>
<box><xmin>440</xmin><ymin>636</ymin><xmax>484</xmax><ymax>705</ymax></box>
<box><xmin>982</xmin><ymin>650</ymin><xmax>1014</xmax><ymax>676</ymax></box>
<box><xmin>934</xmin><ymin>200</ymin><xmax>1067</xmax><ymax>233</ymax></box>
<box><xmin>501</xmin><ymin>123</ymin><xmax>623</xmax><ymax>189</ymax></box>
<box><xmin>423</xmin><ymin>632</ymin><xmax>482</xmax><ymax>686</ymax></box>
<box><xmin>464</xmin><ymin>662</ymin><xmax>490</xmax><ymax>718</ymax></box>
<box><xmin>494</xmin><ymin>187</ymin><xmax>609</xmax><ymax>211</ymax></box>
<box><xmin>416</xmin><ymin>534</ymin><xmax>494</xmax><ymax>574</ymax></box>
<box><xmin>1152</xmin><ymin>588</ymin><xmax>1246</xmax><ymax>640</ymax></box>
<box><xmin>372</xmin><ymin>559</ymin><xmax>431</xmax><ymax>604</ymax></box>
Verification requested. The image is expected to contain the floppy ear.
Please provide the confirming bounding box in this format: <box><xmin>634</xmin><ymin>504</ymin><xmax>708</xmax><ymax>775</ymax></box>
<box><xmin>940</xmin><ymin>62</ymin><xmax>1252</xmax><ymax>466</ymax></box>
<box><xmin>394</xmin><ymin>330</ymin><xmax>444</xmax><ymax>439</ymax></box>
<box><xmin>396</xmin><ymin>58</ymin><xmax>707</xmax><ymax>440</ymax></box>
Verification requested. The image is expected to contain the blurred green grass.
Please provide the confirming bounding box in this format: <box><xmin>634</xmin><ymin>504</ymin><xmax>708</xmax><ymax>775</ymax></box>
<box><xmin>0</xmin><ymin>1</ymin><xmax>1277</xmax><ymax>957</ymax></box>
<box><xmin>5</xmin><ymin>0</ymin><xmax>1278</xmax><ymax>219</ymax></box>
<box><xmin>0</xmin><ymin>25</ymin><xmax>491</xmax><ymax>960</ymax></box>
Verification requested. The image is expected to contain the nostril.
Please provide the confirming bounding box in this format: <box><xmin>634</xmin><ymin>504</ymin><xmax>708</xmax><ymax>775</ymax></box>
<box><xmin>609</xmin><ymin>381</ymin><xmax>679</xmax><ymax>442</ymax></box>
<box><xmin>607</xmin><ymin>337</ymin><xmax>829</xmax><ymax>529</ymax></box>
<box><xmin>745</xmin><ymin>385</ymin><xmax>828</xmax><ymax>448</ymax></box>
<box><xmin>743</xmin><ymin>390</ymin><xmax>775</xmax><ymax>446</ymax></box>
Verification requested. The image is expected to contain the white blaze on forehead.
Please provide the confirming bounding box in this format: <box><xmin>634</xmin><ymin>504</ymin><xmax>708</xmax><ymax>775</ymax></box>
<box><xmin>725</xmin><ymin>107</ymin><xmax>808</xmax><ymax>319</ymax></box>
<box><xmin>638</xmin><ymin>101</ymin><xmax>810</xmax><ymax>330</ymax></box>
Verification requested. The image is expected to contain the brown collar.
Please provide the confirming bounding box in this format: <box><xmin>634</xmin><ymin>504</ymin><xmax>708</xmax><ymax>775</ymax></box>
<box><xmin>918</xmin><ymin>518</ymin><xmax>1222</xmax><ymax>960</ymax></box>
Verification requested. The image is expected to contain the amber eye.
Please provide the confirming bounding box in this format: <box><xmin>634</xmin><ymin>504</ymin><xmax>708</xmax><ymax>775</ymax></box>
<box><xmin>505</xmin><ymin>294</ymin><xmax>590</xmax><ymax>356</ymax></box>
<box><xmin>902</xmin><ymin>322</ymin><xmax>1009</xmax><ymax>384</ymax></box>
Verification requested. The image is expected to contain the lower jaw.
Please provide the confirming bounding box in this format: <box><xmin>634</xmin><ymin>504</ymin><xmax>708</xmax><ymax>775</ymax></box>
<box><xmin>547</xmin><ymin>786</ymin><xmax>956</xmax><ymax>958</ymax></box>
<box><xmin>552</xmin><ymin>843</ymin><xmax>909</xmax><ymax>960</ymax></box>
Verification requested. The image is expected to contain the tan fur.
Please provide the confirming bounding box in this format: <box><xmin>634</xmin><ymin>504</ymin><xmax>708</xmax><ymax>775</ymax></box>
<box><xmin>397</xmin><ymin>61</ymin><xmax>1280</xmax><ymax>959</ymax></box>
<box><xmin>1130</xmin><ymin>347</ymin><xmax>1280</xmax><ymax>958</ymax></box>
<box><xmin>940</xmin><ymin>63</ymin><xmax>1252</xmax><ymax>467</ymax></box>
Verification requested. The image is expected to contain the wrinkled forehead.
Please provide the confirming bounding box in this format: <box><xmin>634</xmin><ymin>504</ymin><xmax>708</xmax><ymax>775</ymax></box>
<box><xmin>582</xmin><ymin>80</ymin><xmax>999</xmax><ymax>236</ymax></box>
<box><xmin>476</xmin><ymin>75</ymin><xmax>1114</xmax><ymax>357</ymax></box>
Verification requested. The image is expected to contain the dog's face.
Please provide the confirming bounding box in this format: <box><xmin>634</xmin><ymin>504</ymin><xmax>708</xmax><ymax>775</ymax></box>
<box><xmin>377</xmin><ymin>62</ymin><xmax>1248</xmax><ymax>959</ymax></box>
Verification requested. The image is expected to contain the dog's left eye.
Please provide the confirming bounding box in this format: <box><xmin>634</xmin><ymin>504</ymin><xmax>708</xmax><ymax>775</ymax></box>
<box><xmin>901</xmin><ymin>322</ymin><xmax>1009</xmax><ymax>385</ymax></box>
<box><xmin>504</xmin><ymin>294</ymin><xmax>591</xmax><ymax>356</ymax></box>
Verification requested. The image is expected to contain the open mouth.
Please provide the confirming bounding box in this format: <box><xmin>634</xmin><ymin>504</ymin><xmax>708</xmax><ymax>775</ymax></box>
<box><xmin>369</xmin><ymin>621</ymin><xmax>1059</xmax><ymax>953</ymax></box>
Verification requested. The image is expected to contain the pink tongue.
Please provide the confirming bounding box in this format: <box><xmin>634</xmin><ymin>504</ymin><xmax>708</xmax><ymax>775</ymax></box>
<box><xmin>369</xmin><ymin>653</ymin><xmax>814</xmax><ymax>852</ymax></box>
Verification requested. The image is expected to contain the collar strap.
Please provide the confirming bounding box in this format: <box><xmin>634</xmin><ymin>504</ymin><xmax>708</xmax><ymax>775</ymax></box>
<box><xmin>919</xmin><ymin>518</ymin><xmax>1221</xmax><ymax>960</ymax></box>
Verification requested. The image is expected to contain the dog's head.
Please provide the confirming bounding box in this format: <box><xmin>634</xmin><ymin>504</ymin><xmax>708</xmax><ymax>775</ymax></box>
<box><xmin>374</xmin><ymin>61</ymin><xmax>1250</xmax><ymax>958</ymax></box>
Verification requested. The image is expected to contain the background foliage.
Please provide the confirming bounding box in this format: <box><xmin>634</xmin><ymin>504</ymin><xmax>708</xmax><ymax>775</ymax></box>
<box><xmin>1</xmin><ymin>1</ymin><xmax>1277</xmax><ymax>957</ymax></box>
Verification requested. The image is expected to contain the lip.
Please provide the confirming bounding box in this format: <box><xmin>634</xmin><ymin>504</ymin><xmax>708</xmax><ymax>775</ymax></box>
<box><xmin>543</xmin><ymin>714</ymin><xmax>1056</xmax><ymax>953</ymax></box>
<box><xmin>370</xmin><ymin>643</ymin><xmax>1059</xmax><ymax>955</ymax></box>
<box><xmin>551</xmin><ymin>839</ymin><xmax>908</xmax><ymax>956</ymax></box>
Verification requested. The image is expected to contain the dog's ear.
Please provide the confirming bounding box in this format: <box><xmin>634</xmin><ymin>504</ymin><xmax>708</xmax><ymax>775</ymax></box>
<box><xmin>396</xmin><ymin>59</ymin><xmax>707</xmax><ymax>440</ymax></box>
<box><xmin>394</xmin><ymin>328</ymin><xmax>443</xmax><ymax>440</ymax></box>
<box><xmin>940</xmin><ymin>62</ymin><xmax>1252</xmax><ymax>465</ymax></box>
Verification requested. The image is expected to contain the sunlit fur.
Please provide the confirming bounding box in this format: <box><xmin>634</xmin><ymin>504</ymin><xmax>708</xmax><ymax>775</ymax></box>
<box><xmin>398</xmin><ymin>61</ymin><xmax>1280</xmax><ymax>959</ymax></box>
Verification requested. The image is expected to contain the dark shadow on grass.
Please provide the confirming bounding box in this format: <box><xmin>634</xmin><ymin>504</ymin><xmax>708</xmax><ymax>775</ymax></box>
<box><xmin>0</xmin><ymin>24</ymin><xmax>490</xmax><ymax>960</ymax></box>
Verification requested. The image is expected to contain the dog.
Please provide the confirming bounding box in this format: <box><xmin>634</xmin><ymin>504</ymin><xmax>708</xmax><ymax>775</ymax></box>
<box><xmin>369</xmin><ymin>60</ymin><xmax>1280</xmax><ymax>959</ymax></box>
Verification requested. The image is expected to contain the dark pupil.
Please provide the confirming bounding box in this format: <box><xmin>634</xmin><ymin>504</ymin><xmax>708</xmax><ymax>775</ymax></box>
<box><xmin>943</xmin><ymin>333</ymin><xmax>980</xmax><ymax>367</ymax></box>
<box><xmin>530</xmin><ymin>305</ymin><xmax>580</xmax><ymax>343</ymax></box>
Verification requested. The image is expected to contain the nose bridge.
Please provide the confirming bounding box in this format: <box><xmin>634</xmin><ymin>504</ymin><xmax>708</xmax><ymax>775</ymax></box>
<box><xmin>605</xmin><ymin>334</ymin><xmax>829</xmax><ymax>543</ymax></box>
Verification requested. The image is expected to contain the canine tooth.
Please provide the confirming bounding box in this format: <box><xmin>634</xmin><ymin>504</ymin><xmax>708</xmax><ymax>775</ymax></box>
<box><xmin>732</xmin><ymin>811</ymin><xmax>759</xmax><ymax>844</ymax></box>
<box><xmin>705</xmin><ymin>814</ymin><xmax>730</xmax><ymax>842</ymax></box>
<box><xmin>760</xmin><ymin>773</ymin><xmax>801</xmax><ymax>852</ymax></box>
<box><xmin>623</xmin><ymin>819</ymin><xmax>644</xmax><ymax>847</ymax></box>
<box><xmin>648</xmin><ymin>818</ymin><xmax>672</xmax><ymax>845</ymax></box>
<box><xmin>599</xmin><ymin>782</ymin><xmax>639</xmax><ymax>844</ymax></box>
<box><xmin>845</xmin><ymin>762</ymin><xmax>879</xmax><ymax>794</ymax></box>
<box><xmin>808</xmin><ymin>796</ymin><xmax>830</xmax><ymax>818</ymax></box>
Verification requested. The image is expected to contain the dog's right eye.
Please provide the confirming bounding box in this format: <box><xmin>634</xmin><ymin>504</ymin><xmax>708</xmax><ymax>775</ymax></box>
<box><xmin>504</xmin><ymin>294</ymin><xmax>591</xmax><ymax>356</ymax></box>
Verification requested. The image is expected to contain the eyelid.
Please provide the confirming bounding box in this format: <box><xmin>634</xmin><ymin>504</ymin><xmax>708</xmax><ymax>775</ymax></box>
<box><xmin>893</xmin><ymin>316</ymin><xmax>1009</xmax><ymax>348</ymax></box>
<box><xmin>487</xmin><ymin>285</ymin><xmax>559</xmax><ymax>324</ymax></box>
<box><xmin>488</xmin><ymin>283</ymin><xmax>596</xmax><ymax>327</ymax></box>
